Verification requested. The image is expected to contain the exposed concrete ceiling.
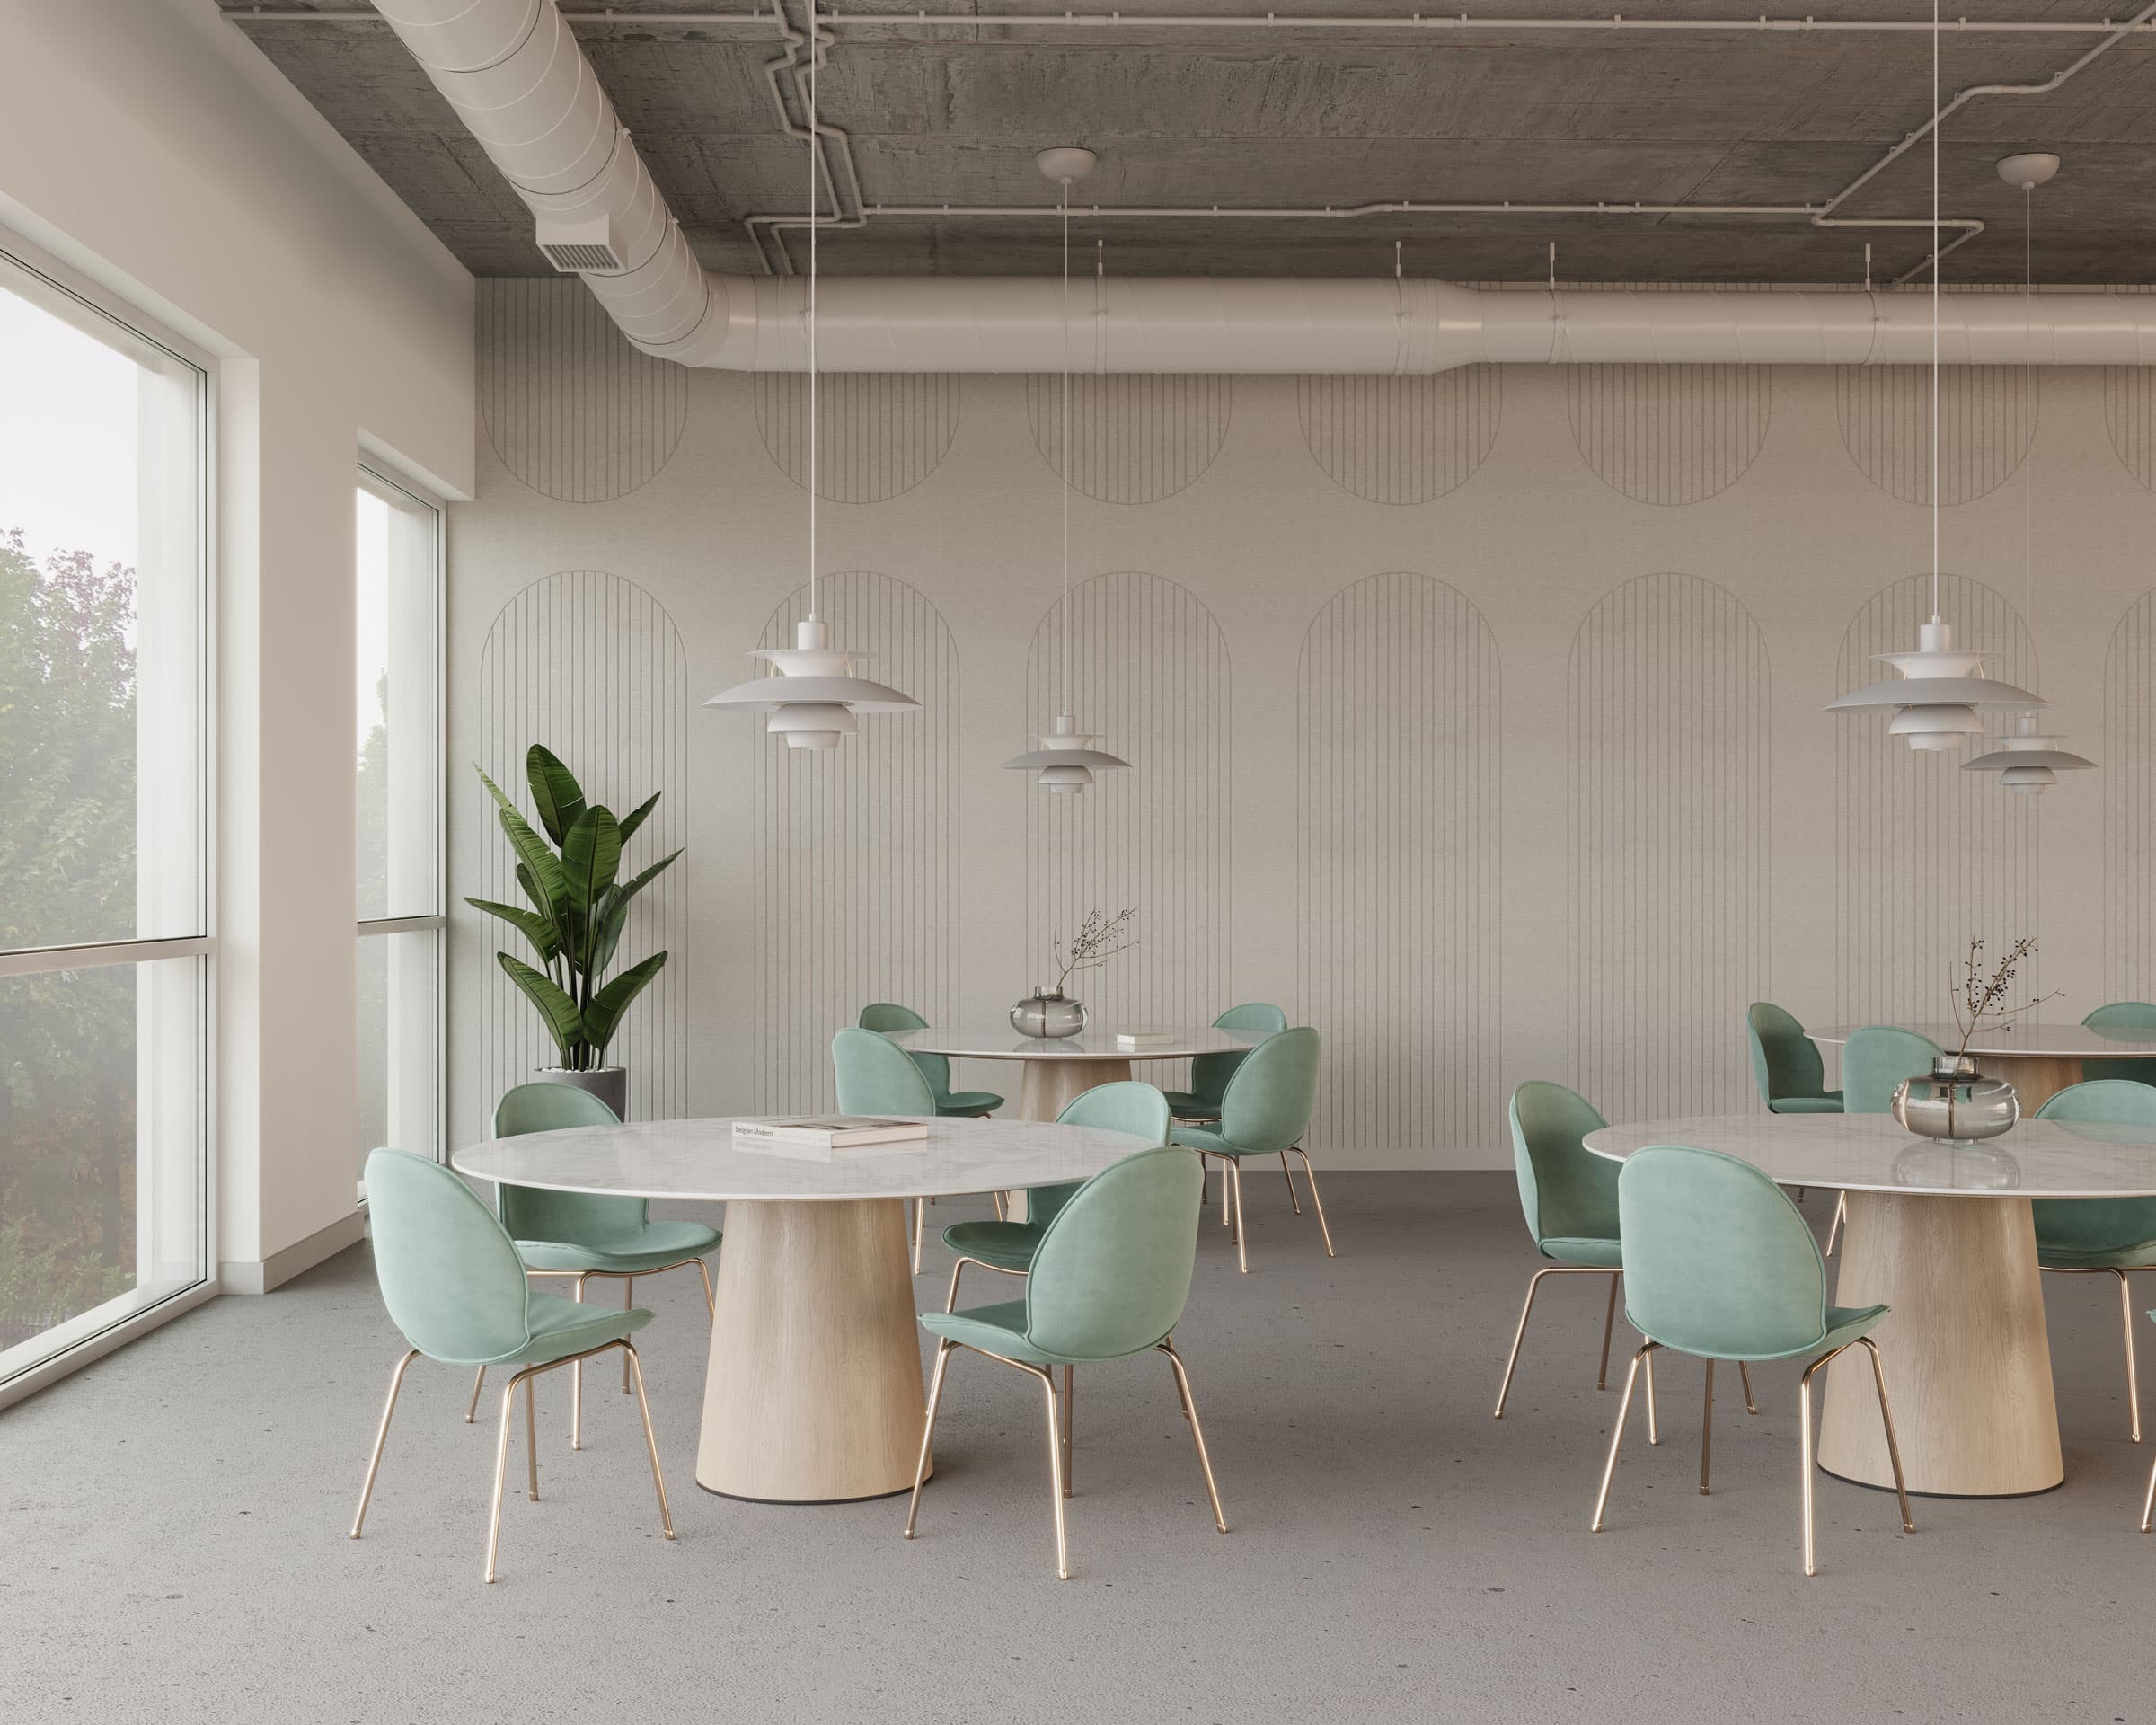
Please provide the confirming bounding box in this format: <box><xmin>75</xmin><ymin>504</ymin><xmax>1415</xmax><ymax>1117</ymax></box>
<box><xmin>221</xmin><ymin>1</ymin><xmax>2156</xmax><ymax>283</ymax></box>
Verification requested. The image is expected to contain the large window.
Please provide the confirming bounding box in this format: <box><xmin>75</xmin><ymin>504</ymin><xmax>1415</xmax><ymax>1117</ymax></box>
<box><xmin>355</xmin><ymin>470</ymin><xmax>442</xmax><ymax>1172</ymax></box>
<box><xmin>0</xmin><ymin>240</ymin><xmax>208</xmax><ymax>1390</ymax></box>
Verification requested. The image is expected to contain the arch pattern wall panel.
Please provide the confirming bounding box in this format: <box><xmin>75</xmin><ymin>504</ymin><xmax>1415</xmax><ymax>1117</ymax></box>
<box><xmin>2103</xmin><ymin>370</ymin><xmax>2156</xmax><ymax>491</ymax></box>
<box><xmin>1295</xmin><ymin>371</ymin><xmax>1502</xmax><ymax>504</ymax></box>
<box><xmin>1024</xmin><ymin>573</ymin><xmax>1230</xmax><ymax>1060</ymax></box>
<box><xmin>478</xmin><ymin>279</ymin><xmax>689</xmax><ymax>503</ymax></box>
<box><xmin>751</xmin><ymin>374</ymin><xmax>962</xmax><ymax>502</ymax></box>
<box><xmin>1567</xmin><ymin>573</ymin><xmax>1772</xmax><ymax>1119</ymax></box>
<box><xmin>751</xmin><ymin>572</ymin><xmax>960</xmax><ymax>1112</ymax></box>
<box><xmin>2105</xmin><ymin>589</ymin><xmax>2156</xmax><ymax>1000</ymax></box>
<box><xmin>1834</xmin><ymin>573</ymin><xmax>2038</xmax><ymax>1027</ymax></box>
<box><xmin>1565</xmin><ymin>365</ymin><xmax>1770</xmax><ymax>505</ymax></box>
<box><xmin>1025</xmin><ymin>376</ymin><xmax>1233</xmax><ymax>503</ymax></box>
<box><xmin>477</xmin><ymin>571</ymin><xmax>689</xmax><ymax>1128</ymax></box>
<box><xmin>1835</xmin><ymin>367</ymin><xmax>2035</xmax><ymax>505</ymax></box>
<box><xmin>1297</xmin><ymin>574</ymin><xmax>1501</xmax><ymax>1155</ymax></box>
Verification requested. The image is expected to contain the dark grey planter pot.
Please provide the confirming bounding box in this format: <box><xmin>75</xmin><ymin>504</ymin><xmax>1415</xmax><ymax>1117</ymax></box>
<box><xmin>535</xmin><ymin>1066</ymin><xmax>629</xmax><ymax>1121</ymax></box>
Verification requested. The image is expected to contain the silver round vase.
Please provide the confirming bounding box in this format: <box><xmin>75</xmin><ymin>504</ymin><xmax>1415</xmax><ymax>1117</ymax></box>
<box><xmin>1891</xmin><ymin>1054</ymin><xmax>2019</xmax><ymax>1144</ymax></box>
<box><xmin>1011</xmin><ymin>988</ymin><xmax>1087</xmax><ymax>1039</ymax></box>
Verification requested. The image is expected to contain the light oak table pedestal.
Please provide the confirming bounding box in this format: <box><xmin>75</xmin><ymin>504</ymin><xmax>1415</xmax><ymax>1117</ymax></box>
<box><xmin>452</xmin><ymin>1115</ymin><xmax>1153</xmax><ymax>1506</ymax></box>
<box><xmin>1017</xmin><ymin>1056</ymin><xmax>1133</xmax><ymax>1123</ymax></box>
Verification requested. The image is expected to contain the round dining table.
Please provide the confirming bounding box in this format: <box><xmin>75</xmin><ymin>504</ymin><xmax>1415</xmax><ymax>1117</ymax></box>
<box><xmin>451</xmin><ymin>1113</ymin><xmax>1153</xmax><ymax>1504</ymax></box>
<box><xmin>1582</xmin><ymin>1111</ymin><xmax>2156</xmax><ymax>1499</ymax></box>
<box><xmin>886</xmin><ymin>1024</ymin><xmax>1267</xmax><ymax>1122</ymax></box>
<box><xmin>1807</xmin><ymin>1022</ymin><xmax>2156</xmax><ymax>1113</ymax></box>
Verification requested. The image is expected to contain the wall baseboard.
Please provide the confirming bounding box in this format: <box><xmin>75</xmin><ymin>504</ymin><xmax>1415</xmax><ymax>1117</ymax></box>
<box><xmin>220</xmin><ymin>1208</ymin><xmax>366</xmax><ymax>1296</ymax></box>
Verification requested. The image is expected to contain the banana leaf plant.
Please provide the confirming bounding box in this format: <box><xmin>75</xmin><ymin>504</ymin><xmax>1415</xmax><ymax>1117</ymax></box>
<box><xmin>466</xmin><ymin>745</ymin><xmax>682</xmax><ymax>1073</ymax></box>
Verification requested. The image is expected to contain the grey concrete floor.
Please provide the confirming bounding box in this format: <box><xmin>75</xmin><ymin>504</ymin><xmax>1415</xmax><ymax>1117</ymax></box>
<box><xmin>2</xmin><ymin>1173</ymin><xmax>2151</xmax><ymax>1724</ymax></box>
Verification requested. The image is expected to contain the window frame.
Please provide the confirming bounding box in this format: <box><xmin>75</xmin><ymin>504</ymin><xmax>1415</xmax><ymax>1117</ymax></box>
<box><xmin>0</xmin><ymin>225</ymin><xmax>217</xmax><ymax>1407</ymax></box>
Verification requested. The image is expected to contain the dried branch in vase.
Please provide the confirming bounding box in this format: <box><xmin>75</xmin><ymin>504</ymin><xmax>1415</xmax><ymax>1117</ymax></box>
<box><xmin>1051</xmin><ymin>907</ymin><xmax>1138</xmax><ymax>993</ymax></box>
<box><xmin>1950</xmin><ymin>936</ymin><xmax>2063</xmax><ymax>1060</ymax></box>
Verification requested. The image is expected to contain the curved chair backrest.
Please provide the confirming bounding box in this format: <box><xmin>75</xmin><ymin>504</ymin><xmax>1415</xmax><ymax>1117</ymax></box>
<box><xmin>1617</xmin><ymin>1144</ymin><xmax>1829</xmax><ymax>1360</ymax></box>
<box><xmin>2083</xmin><ymin>1002</ymin><xmax>2156</xmax><ymax>1087</ymax></box>
<box><xmin>1842</xmin><ymin>1025</ymin><xmax>1943</xmax><ymax>1115</ymax></box>
<box><xmin>1026</xmin><ymin>1145</ymin><xmax>1203</xmax><ymax>1361</ymax></box>
<box><xmin>1746</xmin><ymin>1002</ymin><xmax>1831</xmax><ymax>1108</ymax></box>
<box><xmin>1215</xmin><ymin>1027</ymin><xmax>1320</xmax><ymax>1154</ymax></box>
<box><xmin>1507</xmin><ymin>1080</ymin><xmax>1618</xmax><ymax>1246</ymax></box>
<box><xmin>364</xmin><ymin>1147</ymin><xmax>532</xmax><ymax>1364</ymax></box>
<box><xmin>491</xmin><ymin>1083</ymin><xmax>646</xmax><ymax>1245</ymax></box>
<box><xmin>832</xmin><ymin>1026</ymin><xmax>938</xmax><ymax>1116</ymax></box>
<box><xmin>2032</xmin><ymin>1081</ymin><xmax>2156</xmax><ymax>1253</ymax></box>
<box><xmin>859</xmin><ymin>1001</ymin><xmax>952</xmax><ymax>1098</ymax></box>
<box><xmin>1035</xmin><ymin>1082</ymin><xmax>1175</xmax><ymax>1231</ymax></box>
<box><xmin>1186</xmin><ymin>1003</ymin><xmax>1288</xmax><ymax>1107</ymax></box>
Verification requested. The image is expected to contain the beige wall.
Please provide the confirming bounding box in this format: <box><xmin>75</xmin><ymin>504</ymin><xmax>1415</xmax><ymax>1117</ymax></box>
<box><xmin>0</xmin><ymin>0</ymin><xmax>475</xmax><ymax>1276</ymax></box>
<box><xmin>450</xmin><ymin>281</ymin><xmax>2156</xmax><ymax>1168</ymax></box>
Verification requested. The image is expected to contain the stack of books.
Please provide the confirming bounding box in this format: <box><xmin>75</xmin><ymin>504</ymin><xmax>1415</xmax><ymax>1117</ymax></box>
<box><xmin>1114</xmin><ymin>1031</ymin><xmax>1180</xmax><ymax>1051</ymax></box>
<box><xmin>732</xmin><ymin>1116</ymin><xmax>930</xmax><ymax>1160</ymax></box>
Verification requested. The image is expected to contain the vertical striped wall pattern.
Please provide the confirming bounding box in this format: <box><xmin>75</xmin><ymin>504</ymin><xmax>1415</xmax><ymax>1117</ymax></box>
<box><xmin>477</xmin><ymin>279</ymin><xmax>689</xmax><ymax>503</ymax></box>
<box><xmin>1024</xmin><ymin>573</ymin><xmax>1231</xmax><ymax>1080</ymax></box>
<box><xmin>1834</xmin><ymin>367</ymin><xmax>2035</xmax><ymax>505</ymax></box>
<box><xmin>1297</xmin><ymin>574</ymin><xmax>1501</xmax><ymax>1154</ymax></box>
<box><xmin>2103</xmin><ymin>369</ymin><xmax>2156</xmax><ymax>491</ymax></box>
<box><xmin>1567</xmin><ymin>574</ymin><xmax>1772</xmax><ymax>1119</ymax></box>
<box><xmin>1834</xmin><ymin>574</ymin><xmax>2039</xmax><ymax>1027</ymax></box>
<box><xmin>1024</xmin><ymin>376</ymin><xmax>1233</xmax><ymax>504</ymax></box>
<box><xmin>476</xmin><ymin>571</ymin><xmax>689</xmax><ymax>1130</ymax></box>
<box><xmin>751</xmin><ymin>374</ymin><xmax>962</xmax><ymax>503</ymax></box>
<box><xmin>1564</xmin><ymin>366</ymin><xmax>1771</xmax><ymax>505</ymax></box>
<box><xmin>752</xmin><ymin>572</ymin><xmax>959</xmax><ymax>1112</ymax></box>
<box><xmin>1294</xmin><ymin>371</ymin><xmax>1502</xmax><ymax>504</ymax></box>
<box><xmin>2105</xmin><ymin>590</ymin><xmax>2156</xmax><ymax>1001</ymax></box>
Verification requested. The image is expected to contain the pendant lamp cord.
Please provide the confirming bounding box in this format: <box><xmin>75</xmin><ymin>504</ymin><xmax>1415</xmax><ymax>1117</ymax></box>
<box><xmin>1062</xmin><ymin>175</ymin><xmax>1074</xmax><ymax>716</ymax></box>
<box><xmin>1929</xmin><ymin>0</ymin><xmax>1940</xmax><ymax>624</ymax></box>
<box><xmin>2024</xmin><ymin>178</ymin><xmax>2035</xmax><ymax>666</ymax></box>
<box><xmin>807</xmin><ymin>42</ymin><xmax>819</xmax><ymax>623</ymax></box>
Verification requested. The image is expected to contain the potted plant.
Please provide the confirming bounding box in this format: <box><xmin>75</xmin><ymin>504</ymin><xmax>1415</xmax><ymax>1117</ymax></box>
<box><xmin>466</xmin><ymin>745</ymin><xmax>682</xmax><ymax>1120</ymax></box>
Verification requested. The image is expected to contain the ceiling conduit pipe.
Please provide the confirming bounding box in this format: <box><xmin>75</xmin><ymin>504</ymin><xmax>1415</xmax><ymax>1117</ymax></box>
<box><xmin>374</xmin><ymin>0</ymin><xmax>2156</xmax><ymax>372</ymax></box>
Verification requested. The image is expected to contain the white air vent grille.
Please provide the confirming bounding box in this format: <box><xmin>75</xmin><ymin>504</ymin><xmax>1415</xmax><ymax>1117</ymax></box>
<box><xmin>540</xmin><ymin>241</ymin><xmax>623</xmax><ymax>273</ymax></box>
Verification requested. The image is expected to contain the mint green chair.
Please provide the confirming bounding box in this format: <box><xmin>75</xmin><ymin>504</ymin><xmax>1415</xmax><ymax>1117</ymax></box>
<box><xmin>2084</xmin><ymin>1002</ymin><xmax>2156</xmax><ymax>1087</ymax></box>
<box><xmin>478</xmin><ymin>1083</ymin><xmax>719</xmax><ymax>1450</ymax></box>
<box><xmin>904</xmin><ymin>1145</ymin><xmax>1226</xmax><ymax>1579</ymax></box>
<box><xmin>350</xmin><ymin>1148</ymin><xmax>674</xmax><ymax>1584</ymax></box>
<box><xmin>940</xmin><ymin>1081</ymin><xmax>1171</xmax><ymax>1314</ymax></box>
<box><xmin>1171</xmin><ymin>1027</ymin><xmax>1330</xmax><ymax>1272</ymax></box>
<box><xmin>2031</xmin><ymin>1080</ymin><xmax>2156</xmax><ymax>1442</ymax></box>
<box><xmin>1162</xmin><ymin>1003</ymin><xmax>1286</xmax><ymax>1125</ymax></box>
<box><xmin>860</xmin><ymin>1002</ymin><xmax>1004</xmax><ymax>1116</ymax></box>
<box><xmin>1746</xmin><ymin>1003</ymin><xmax>1843</xmax><ymax>1114</ymax></box>
<box><xmin>833</xmin><ymin>1026</ymin><xmax>945</xmax><ymax>1273</ymax></box>
<box><xmin>1833</xmin><ymin>1026</ymin><xmax>1945</xmax><ymax>1257</ymax></box>
<box><xmin>1599</xmin><ymin>1144</ymin><xmax>1913</xmax><ymax>1576</ymax></box>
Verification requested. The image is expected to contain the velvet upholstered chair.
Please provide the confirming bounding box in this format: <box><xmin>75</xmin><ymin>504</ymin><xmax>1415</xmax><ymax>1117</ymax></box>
<box><xmin>832</xmin><ymin>1025</ymin><xmax>950</xmax><ymax>1274</ymax></box>
<box><xmin>859</xmin><ymin>1001</ymin><xmax>1004</xmax><ymax>1116</ymax></box>
<box><xmin>1745</xmin><ymin>1002</ymin><xmax>1843</xmax><ymax>1114</ymax></box>
<box><xmin>1170</xmin><ymin>1026</ymin><xmax>1330</xmax><ymax>1272</ymax></box>
<box><xmin>1827</xmin><ymin>1025</ymin><xmax>1945</xmax><ymax>1257</ymax></box>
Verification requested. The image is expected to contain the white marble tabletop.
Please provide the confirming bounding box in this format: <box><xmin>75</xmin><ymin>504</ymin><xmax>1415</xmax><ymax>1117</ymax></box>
<box><xmin>1583</xmin><ymin>1112</ymin><xmax>2156</xmax><ymax>1199</ymax></box>
<box><xmin>886</xmin><ymin>1025</ymin><xmax>1266</xmax><ymax>1062</ymax></box>
<box><xmin>1807</xmin><ymin>1022</ymin><xmax>2156</xmax><ymax>1058</ymax></box>
<box><xmin>450</xmin><ymin>1114</ymin><xmax>1157</xmax><ymax>1203</ymax></box>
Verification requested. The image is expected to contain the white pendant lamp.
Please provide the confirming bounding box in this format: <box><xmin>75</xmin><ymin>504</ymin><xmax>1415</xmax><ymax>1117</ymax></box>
<box><xmin>1004</xmin><ymin>147</ymin><xmax>1130</xmax><ymax>796</ymax></box>
<box><xmin>1963</xmin><ymin>151</ymin><xmax>2093</xmax><ymax>795</ymax></box>
<box><xmin>1825</xmin><ymin>0</ymin><xmax>2045</xmax><ymax>751</ymax></box>
<box><xmin>704</xmin><ymin>53</ymin><xmax>916</xmax><ymax>749</ymax></box>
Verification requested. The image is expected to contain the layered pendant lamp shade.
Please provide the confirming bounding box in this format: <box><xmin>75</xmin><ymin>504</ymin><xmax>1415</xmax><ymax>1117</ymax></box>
<box><xmin>1962</xmin><ymin>150</ymin><xmax>2093</xmax><ymax>795</ymax></box>
<box><xmin>1824</xmin><ymin>0</ymin><xmax>2045</xmax><ymax>753</ymax></box>
<box><xmin>1005</xmin><ymin>146</ymin><xmax>1130</xmax><ymax>796</ymax></box>
<box><xmin>704</xmin><ymin>53</ymin><xmax>916</xmax><ymax>749</ymax></box>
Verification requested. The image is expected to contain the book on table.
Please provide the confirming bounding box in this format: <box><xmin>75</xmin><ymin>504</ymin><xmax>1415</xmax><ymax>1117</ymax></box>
<box><xmin>732</xmin><ymin>1115</ymin><xmax>930</xmax><ymax>1151</ymax></box>
<box><xmin>1114</xmin><ymin>1031</ymin><xmax>1180</xmax><ymax>1051</ymax></box>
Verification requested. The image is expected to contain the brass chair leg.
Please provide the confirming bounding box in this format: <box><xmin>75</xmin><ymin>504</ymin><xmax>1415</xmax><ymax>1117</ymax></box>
<box><xmin>571</xmin><ymin>1273</ymin><xmax>589</xmax><ymax>1451</ymax></box>
<box><xmin>2118</xmin><ymin>1269</ymin><xmax>2143</xmax><ymax>1444</ymax></box>
<box><xmin>350</xmin><ymin>1349</ymin><xmax>420</xmax><ymax>1539</ymax></box>
<box><xmin>1825</xmin><ymin>1190</ymin><xmax>1846</xmax><ymax>1258</ymax></box>
<box><xmin>1219</xmin><ymin>1157</ymin><xmax>1232</xmax><ymax>1229</ymax></box>
<box><xmin>2140</xmin><ymin>1447</ymin><xmax>2156</xmax><ymax>1532</ymax></box>
<box><xmin>1858</xmin><ymin>1337</ymin><xmax>1915</xmax><ymax>1537</ymax></box>
<box><xmin>1278</xmin><ymin>1150</ymin><xmax>1303</xmax><ymax>1214</ymax></box>
<box><xmin>1598</xmin><ymin>1273</ymin><xmax>1620</xmax><ymax>1390</ymax></box>
<box><xmin>464</xmin><ymin>1364</ymin><xmax>487</xmax><ymax>1425</ymax></box>
<box><xmin>1038</xmin><ymin>1366</ymin><xmax>1072</xmax><ymax>1579</ymax></box>
<box><xmin>1061</xmin><ymin>1365</ymin><xmax>1075</xmax><ymax>1497</ymax></box>
<box><xmin>1228</xmin><ymin>1159</ymin><xmax>1249</xmax><ymax>1274</ymax></box>
<box><xmin>1700</xmin><ymin>1359</ymin><xmax>1714</xmax><ymax>1495</ymax></box>
<box><xmin>1161</xmin><ymin>1338</ymin><xmax>1229</xmax><ymax>1534</ymax></box>
<box><xmin>992</xmin><ymin>1190</ymin><xmax>1007</xmax><ymax>1222</ymax></box>
<box><xmin>913</xmin><ymin>1197</ymin><xmax>927</xmax><ymax>1275</ymax></box>
<box><xmin>623</xmin><ymin>1342</ymin><xmax>676</xmax><ymax>1541</ymax></box>
<box><xmin>1591</xmin><ymin>1342</ymin><xmax>1653</xmax><ymax>1531</ymax></box>
<box><xmin>1494</xmin><ymin>1268</ymin><xmax>1558</xmax><ymax>1419</ymax></box>
<box><xmin>945</xmin><ymin>1257</ymin><xmax>968</xmax><ymax>1314</ymax></box>
<box><xmin>525</xmin><ymin>1374</ymin><xmax>540</xmax><ymax>1501</ymax></box>
<box><xmin>696</xmin><ymin>1257</ymin><xmax>716</xmax><ymax>1320</ymax></box>
<box><xmin>1291</xmin><ymin>1148</ymin><xmax>1336</xmax><ymax>1257</ymax></box>
<box><xmin>484</xmin><ymin>1370</ymin><xmax>529</xmax><ymax>1584</ymax></box>
<box><xmin>905</xmin><ymin>1340</ymin><xmax>956</xmax><ymax>1540</ymax></box>
<box><xmin>1797</xmin><ymin>1345</ymin><xmax>1844</xmax><ymax>1578</ymax></box>
<box><xmin>621</xmin><ymin>1276</ymin><xmax>634</xmax><ymax>1394</ymax></box>
<box><xmin>1739</xmin><ymin>1360</ymin><xmax>1758</xmax><ymax>1414</ymax></box>
<box><xmin>1645</xmin><ymin>1344</ymin><xmax>1658</xmax><ymax>1446</ymax></box>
